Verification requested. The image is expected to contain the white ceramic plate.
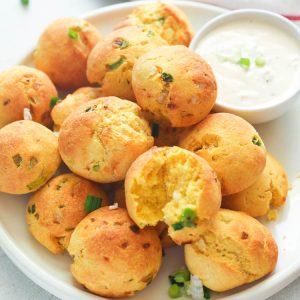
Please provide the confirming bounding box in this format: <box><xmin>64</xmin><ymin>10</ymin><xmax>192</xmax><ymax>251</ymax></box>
<box><xmin>1</xmin><ymin>1</ymin><xmax>300</xmax><ymax>299</ymax></box>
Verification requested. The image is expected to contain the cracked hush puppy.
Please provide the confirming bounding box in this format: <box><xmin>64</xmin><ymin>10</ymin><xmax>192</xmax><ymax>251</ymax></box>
<box><xmin>179</xmin><ymin>113</ymin><xmax>266</xmax><ymax>195</ymax></box>
<box><xmin>0</xmin><ymin>65</ymin><xmax>57</xmax><ymax>128</ymax></box>
<box><xmin>185</xmin><ymin>209</ymin><xmax>278</xmax><ymax>292</ymax></box>
<box><xmin>59</xmin><ymin>97</ymin><xmax>153</xmax><ymax>183</ymax></box>
<box><xmin>26</xmin><ymin>173</ymin><xmax>108</xmax><ymax>254</ymax></box>
<box><xmin>125</xmin><ymin>146</ymin><xmax>221</xmax><ymax>245</ymax></box>
<box><xmin>34</xmin><ymin>18</ymin><xmax>101</xmax><ymax>89</ymax></box>
<box><xmin>115</xmin><ymin>2</ymin><xmax>193</xmax><ymax>46</ymax></box>
<box><xmin>68</xmin><ymin>207</ymin><xmax>162</xmax><ymax>298</ymax></box>
<box><xmin>132</xmin><ymin>45</ymin><xmax>217</xmax><ymax>127</ymax></box>
<box><xmin>86</xmin><ymin>26</ymin><xmax>166</xmax><ymax>101</ymax></box>
<box><xmin>222</xmin><ymin>153</ymin><xmax>288</xmax><ymax>218</ymax></box>
<box><xmin>0</xmin><ymin>120</ymin><xmax>61</xmax><ymax>194</ymax></box>
<box><xmin>51</xmin><ymin>87</ymin><xmax>102</xmax><ymax>131</ymax></box>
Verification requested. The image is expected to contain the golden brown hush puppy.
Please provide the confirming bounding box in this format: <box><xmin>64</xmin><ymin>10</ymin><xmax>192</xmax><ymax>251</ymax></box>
<box><xmin>222</xmin><ymin>153</ymin><xmax>288</xmax><ymax>218</ymax></box>
<box><xmin>59</xmin><ymin>97</ymin><xmax>153</xmax><ymax>183</ymax></box>
<box><xmin>125</xmin><ymin>146</ymin><xmax>221</xmax><ymax>245</ymax></box>
<box><xmin>0</xmin><ymin>65</ymin><xmax>57</xmax><ymax>128</ymax></box>
<box><xmin>26</xmin><ymin>173</ymin><xmax>108</xmax><ymax>254</ymax></box>
<box><xmin>51</xmin><ymin>87</ymin><xmax>102</xmax><ymax>131</ymax></box>
<box><xmin>0</xmin><ymin>120</ymin><xmax>61</xmax><ymax>194</ymax></box>
<box><xmin>34</xmin><ymin>18</ymin><xmax>101</xmax><ymax>89</ymax></box>
<box><xmin>179</xmin><ymin>113</ymin><xmax>267</xmax><ymax>195</ymax></box>
<box><xmin>185</xmin><ymin>209</ymin><xmax>278</xmax><ymax>292</ymax></box>
<box><xmin>115</xmin><ymin>2</ymin><xmax>193</xmax><ymax>46</ymax></box>
<box><xmin>132</xmin><ymin>45</ymin><xmax>217</xmax><ymax>127</ymax></box>
<box><xmin>86</xmin><ymin>26</ymin><xmax>166</xmax><ymax>101</ymax></box>
<box><xmin>68</xmin><ymin>207</ymin><xmax>162</xmax><ymax>298</ymax></box>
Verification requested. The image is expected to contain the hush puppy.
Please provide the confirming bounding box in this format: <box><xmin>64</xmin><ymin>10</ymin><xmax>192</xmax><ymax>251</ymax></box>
<box><xmin>185</xmin><ymin>209</ymin><xmax>278</xmax><ymax>292</ymax></box>
<box><xmin>179</xmin><ymin>113</ymin><xmax>266</xmax><ymax>195</ymax></box>
<box><xmin>132</xmin><ymin>45</ymin><xmax>217</xmax><ymax>127</ymax></box>
<box><xmin>0</xmin><ymin>65</ymin><xmax>57</xmax><ymax>128</ymax></box>
<box><xmin>0</xmin><ymin>120</ymin><xmax>61</xmax><ymax>194</ymax></box>
<box><xmin>26</xmin><ymin>173</ymin><xmax>108</xmax><ymax>254</ymax></box>
<box><xmin>34</xmin><ymin>18</ymin><xmax>101</xmax><ymax>89</ymax></box>
<box><xmin>87</xmin><ymin>26</ymin><xmax>166</xmax><ymax>101</ymax></box>
<box><xmin>68</xmin><ymin>207</ymin><xmax>162</xmax><ymax>298</ymax></box>
<box><xmin>59</xmin><ymin>97</ymin><xmax>153</xmax><ymax>183</ymax></box>
<box><xmin>125</xmin><ymin>146</ymin><xmax>221</xmax><ymax>244</ymax></box>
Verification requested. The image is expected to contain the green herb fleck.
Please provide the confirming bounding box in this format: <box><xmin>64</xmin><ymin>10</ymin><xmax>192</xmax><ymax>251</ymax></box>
<box><xmin>168</xmin><ymin>284</ymin><xmax>182</xmax><ymax>298</ymax></box>
<box><xmin>239</xmin><ymin>57</ymin><xmax>251</xmax><ymax>70</ymax></box>
<box><xmin>162</xmin><ymin>72</ymin><xmax>173</xmax><ymax>83</ymax></box>
<box><xmin>107</xmin><ymin>57</ymin><xmax>125</xmax><ymax>70</ymax></box>
<box><xmin>84</xmin><ymin>195</ymin><xmax>102</xmax><ymax>213</ymax></box>
<box><xmin>50</xmin><ymin>97</ymin><xmax>60</xmax><ymax>108</ymax></box>
<box><xmin>157</xmin><ymin>16</ymin><xmax>166</xmax><ymax>25</ymax></box>
<box><xmin>151</xmin><ymin>122</ymin><xmax>160</xmax><ymax>138</ymax></box>
<box><xmin>252</xmin><ymin>135</ymin><xmax>262</xmax><ymax>147</ymax></box>
<box><xmin>27</xmin><ymin>173</ymin><xmax>49</xmax><ymax>191</ymax></box>
<box><xmin>12</xmin><ymin>154</ymin><xmax>22</xmax><ymax>167</ymax></box>
<box><xmin>114</xmin><ymin>38</ymin><xmax>129</xmax><ymax>49</ymax></box>
<box><xmin>203</xmin><ymin>286</ymin><xmax>211</xmax><ymax>299</ymax></box>
<box><xmin>255</xmin><ymin>57</ymin><xmax>266</xmax><ymax>67</ymax></box>
<box><xmin>27</xmin><ymin>204</ymin><xmax>36</xmax><ymax>214</ymax></box>
<box><xmin>68</xmin><ymin>28</ymin><xmax>78</xmax><ymax>40</ymax></box>
<box><xmin>92</xmin><ymin>164</ymin><xmax>100</xmax><ymax>172</ymax></box>
<box><xmin>146</xmin><ymin>30</ymin><xmax>155</xmax><ymax>37</ymax></box>
<box><xmin>172</xmin><ymin>222</ymin><xmax>184</xmax><ymax>231</ymax></box>
<box><xmin>56</xmin><ymin>178</ymin><xmax>68</xmax><ymax>190</ymax></box>
<box><xmin>169</xmin><ymin>268</ymin><xmax>190</xmax><ymax>287</ymax></box>
<box><xmin>85</xmin><ymin>107</ymin><xmax>92</xmax><ymax>112</ymax></box>
<box><xmin>21</xmin><ymin>0</ymin><xmax>29</xmax><ymax>5</ymax></box>
<box><xmin>29</xmin><ymin>157</ymin><xmax>38</xmax><ymax>169</ymax></box>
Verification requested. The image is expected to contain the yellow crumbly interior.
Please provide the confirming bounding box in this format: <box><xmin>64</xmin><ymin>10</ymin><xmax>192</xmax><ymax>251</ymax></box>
<box><xmin>129</xmin><ymin>147</ymin><xmax>203</xmax><ymax>226</ymax></box>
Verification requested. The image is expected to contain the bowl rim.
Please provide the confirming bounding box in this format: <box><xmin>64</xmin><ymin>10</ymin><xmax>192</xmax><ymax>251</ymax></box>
<box><xmin>189</xmin><ymin>9</ymin><xmax>300</xmax><ymax>112</ymax></box>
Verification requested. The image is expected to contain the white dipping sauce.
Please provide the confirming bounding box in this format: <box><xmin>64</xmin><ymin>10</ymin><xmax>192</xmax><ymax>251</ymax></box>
<box><xmin>196</xmin><ymin>19</ymin><xmax>300</xmax><ymax>107</ymax></box>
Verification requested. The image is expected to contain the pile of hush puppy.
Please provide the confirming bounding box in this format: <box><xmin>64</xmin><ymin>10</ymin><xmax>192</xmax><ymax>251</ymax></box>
<box><xmin>0</xmin><ymin>2</ymin><xmax>289</xmax><ymax>299</ymax></box>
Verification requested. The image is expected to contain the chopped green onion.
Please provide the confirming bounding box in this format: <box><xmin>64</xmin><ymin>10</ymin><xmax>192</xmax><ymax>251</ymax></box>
<box><xmin>146</xmin><ymin>30</ymin><xmax>155</xmax><ymax>37</ymax></box>
<box><xmin>84</xmin><ymin>195</ymin><xmax>102</xmax><ymax>213</ymax></box>
<box><xmin>68</xmin><ymin>28</ymin><xmax>78</xmax><ymax>40</ymax></box>
<box><xmin>114</xmin><ymin>39</ymin><xmax>129</xmax><ymax>49</ymax></box>
<box><xmin>181</xmin><ymin>208</ymin><xmax>196</xmax><ymax>222</ymax></box>
<box><xmin>239</xmin><ymin>57</ymin><xmax>251</xmax><ymax>70</ymax></box>
<box><xmin>21</xmin><ymin>0</ymin><xmax>29</xmax><ymax>5</ymax></box>
<box><xmin>157</xmin><ymin>16</ymin><xmax>166</xmax><ymax>25</ymax></box>
<box><xmin>12</xmin><ymin>154</ymin><xmax>22</xmax><ymax>167</ymax></box>
<box><xmin>184</xmin><ymin>281</ymin><xmax>191</xmax><ymax>296</ymax></box>
<box><xmin>85</xmin><ymin>107</ymin><xmax>92</xmax><ymax>112</ymax></box>
<box><xmin>29</xmin><ymin>157</ymin><xmax>38</xmax><ymax>169</ymax></box>
<box><xmin>203</xmin><ymin>286</ymin><xmax>211</xmax><ymax>299</ymax></box>
<box><xmin>50</xmin><ymin>97</ymin><xmax>60</xmax><ymax>108</ymax></box>
<box><xmin>151</xmin><ymin>122</ymin><xmax>160</xmax><ymax>138</ymax></box>
<box><xmin>252</xmin><ymin>135</ymin><xmax>262</xmax><ymax>147</ymax></box>
<box><xmin>162</xmin><ymin>72</ymin><xmax>173</xmax><ymax>83</ymax></box>
<box><xmin>172</xmin><ymin>222</ymin><xmax>184</xmax><ymax>231</ymax></box>
<box><xmin>27</xmin><ymin>173</ymin><xmax>49</xmax><ymax>190</ymax></box>
<box><xmin>107</xmin><ymin>57</ymin><xmax>125</xmax><ymax>70</ymax></box>
<box><xmin>92</xmin><ymin>164</ymin><xmax>100</xmax><ymax>171</ymax></box>
<box><xmin>27</xmin><ymin>204</ymin><xmax>36</xmax><ymax>214</ymax></box>
<box><xmin>255</xmin><ymin>57</ymin><xmax>266</xmax><ymax>67</ymax></box>
<box><xmin>168</xmin><ymin>284</ymin><xmax>182</xmax><ymax>298</ymax></box>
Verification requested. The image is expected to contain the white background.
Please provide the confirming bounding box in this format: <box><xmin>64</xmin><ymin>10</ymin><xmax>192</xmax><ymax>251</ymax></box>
<box><xmin>0</xmin><ymin>0</ymin><xmax>299</xmax><ymax>299</ymax></box>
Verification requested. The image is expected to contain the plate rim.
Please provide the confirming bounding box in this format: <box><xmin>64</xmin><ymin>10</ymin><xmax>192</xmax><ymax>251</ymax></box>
<box><xmin>1</xmin><ymin>1</ymin><xmax>298</xmax><ymax>300</ymax></box>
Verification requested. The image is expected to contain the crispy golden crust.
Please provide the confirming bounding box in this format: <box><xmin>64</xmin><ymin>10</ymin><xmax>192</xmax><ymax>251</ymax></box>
<box><xmin>86</xmin><ymin>26</ymin><xmax>166</xmax><ymax>101</ymax></box>
<box><xmin>68</xmin><ymin>207</ymin><xmax>162</xmax><ymax>298</ymax></box>
<box><xmin>115</xmin><ymin>2</ymin><xmax>193</xmax><ymax>46</ymax></box>
<box><xmin>185</xmin><ymin>209</ymin><xmax>278</xmax><ymax>292</ymax></box>
<box><xmin>179</xmin><ymin>113</ymin><xmax>266</xmax><ymax>195</ymax></box>
<box><xmin>0</xmin><ymin>65</ymin><xmax>57</xmax><ymax>128</ymax></box>
<box><xmin>132</xmin><ymin>45</ymin><xmax>217</xmax><ymax>127</ymax></box>
<box><xmin>34</xmin><ymin>18</ymin><xmax>101</xmax><ymax>89</ymax></box>
<box><xmin>0</xmin><ymin>120</ymin><xmax>61</xmax><ymax>194</ymax></box>
<box><xmin>59</xmin><ymin>97</ymin><xmax>153</xmax><ymax>183</ymax></box>
<box><xmin>51</xmin><ymin>87</ymin><xmax>102</xmax><ymax>130</ymax></box>
<box><xmin>125</xmin><ymin>146</ymin><xmax>221</xmax><ymax>244</ymax></box>
<box><xmin>26</xmin><ymin>173</ymin><xmax>108</xmax><ymax>254</ymax></box>
<box><xmin>222</xmin><ymin>153</ymin><xmax>288</xmax><ymax>217</ymax></box>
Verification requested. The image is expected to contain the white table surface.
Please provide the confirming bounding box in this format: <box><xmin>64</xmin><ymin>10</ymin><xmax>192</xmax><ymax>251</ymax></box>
<box><xmin>0</xmin><ymin>0</ymin><xmax>299</xmax><ymax>299</ymax></box>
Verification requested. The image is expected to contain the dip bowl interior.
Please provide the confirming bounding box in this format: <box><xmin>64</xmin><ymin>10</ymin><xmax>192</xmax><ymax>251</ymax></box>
<box><xmin>190</xmin><ymin>9</ymin><xmax>300</xmax><ymax>124</ymax></box>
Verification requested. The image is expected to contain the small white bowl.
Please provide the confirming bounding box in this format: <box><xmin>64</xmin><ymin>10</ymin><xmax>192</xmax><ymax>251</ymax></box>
<box><xmin>190</xmin><ymin>9</ymin><xmax>300</xmax><ymax>124</ymax></box>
